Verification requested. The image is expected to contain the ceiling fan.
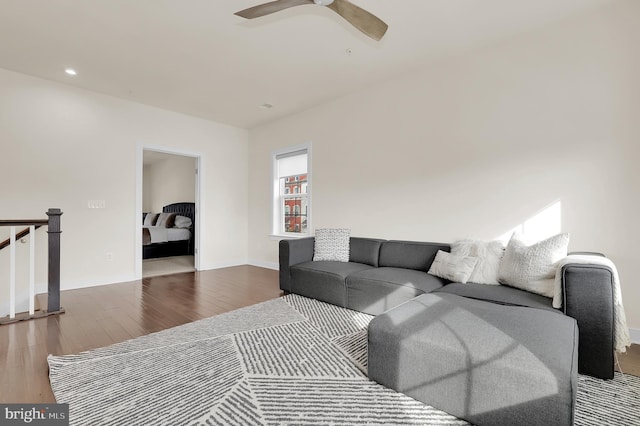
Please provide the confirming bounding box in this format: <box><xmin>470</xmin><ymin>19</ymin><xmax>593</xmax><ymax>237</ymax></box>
<box><xmin>234</xmin><ymin>0</ymin><xmax>388</xmax><ymax>41</ymax></box>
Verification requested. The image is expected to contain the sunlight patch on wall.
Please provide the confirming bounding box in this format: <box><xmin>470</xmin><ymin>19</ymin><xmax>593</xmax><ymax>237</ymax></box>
<box><xmin>497</xmin><ymin>201</ymin><xmax>562</xmax><ymax>243</ymax></box>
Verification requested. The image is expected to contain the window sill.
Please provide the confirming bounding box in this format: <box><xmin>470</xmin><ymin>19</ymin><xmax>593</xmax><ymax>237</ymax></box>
<box><xmin>269</xmin><ymin>234</ymin><xmax>311</xmax><ymax>241</ymax></box>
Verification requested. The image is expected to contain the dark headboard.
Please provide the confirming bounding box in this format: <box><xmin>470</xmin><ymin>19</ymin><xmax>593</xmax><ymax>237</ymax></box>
<box><xmin>163</xmin><ymin>202</ymin><xmax>195</xmax><ymax>222</ymax></box>
<box><xmin>163</xmin><ymin>202</ymin><xmax>195</xmax><ymax>232</ymax></box>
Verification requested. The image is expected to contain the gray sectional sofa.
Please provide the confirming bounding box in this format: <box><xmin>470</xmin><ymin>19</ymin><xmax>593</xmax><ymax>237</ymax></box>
<box><xmin>279</xmin><ymin>236</ymin><xmax>617</xmax><ymax>425</ymax></box>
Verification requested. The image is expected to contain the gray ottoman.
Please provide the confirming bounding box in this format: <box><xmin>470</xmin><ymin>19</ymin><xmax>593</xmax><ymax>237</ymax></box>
<box><xmin>368</xmin><ymin>293</ymin><xmax>578</xmax><ymax>426</ymax></box>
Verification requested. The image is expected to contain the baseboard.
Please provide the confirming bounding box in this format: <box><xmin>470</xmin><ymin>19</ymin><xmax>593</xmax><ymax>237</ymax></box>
<box><xmin>629</xmin><ymin>328</ymin><xmax>640</xmax><ymax>344</ymax></box>
<box><xmin>249</xmin><ymin>260</ymin><xmax>279</xmax><ymax>270</ymax></box>
<box><xmin>61</xmin><ymin>273</ymin><xmax>138</xmax><ymax>292</ymax></box>
<box><xmin>198</xmin><ymin>261</ymin><xmax>248</xmax><ymax>271</ymax></box>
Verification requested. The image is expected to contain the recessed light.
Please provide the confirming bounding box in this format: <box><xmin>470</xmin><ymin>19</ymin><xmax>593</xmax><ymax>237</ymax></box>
<box><xmin>259</xmin><ymin>103</ymin><xmax>274</xmax><ymax>109</ymax></box>
<box><xmin>65</xmin><ymin>68</ymin><xmax>77</xmax><ymax>76</ymax></box>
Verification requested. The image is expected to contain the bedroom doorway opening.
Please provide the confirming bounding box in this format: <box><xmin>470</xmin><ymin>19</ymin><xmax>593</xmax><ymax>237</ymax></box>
<box><xmin>137</xmin><ymin>147</ymin><xmax>201</xmax><ymax>279</ymax></box>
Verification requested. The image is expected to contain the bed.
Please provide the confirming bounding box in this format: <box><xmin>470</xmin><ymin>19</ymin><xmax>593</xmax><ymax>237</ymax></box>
<box><xmin>142</xmin><ymin>202</ymin><xmax>195</xmax><ymax>260</ymax></box>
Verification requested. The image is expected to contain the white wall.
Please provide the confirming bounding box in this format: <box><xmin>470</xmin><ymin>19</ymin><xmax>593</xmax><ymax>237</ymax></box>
<box><xmin>0</xmin><ymin>68</ymin><xmax>249</xmax><ymax>300</ymax></box>
<box><xmin>143</xmin><ymin>153</ymin><xmax>196</xmax><ymax>213</ymax></box>
<box><xmin>248</xmin><ymin>1</ymin><xmax>640</xmax><ymax>330</ymax></box>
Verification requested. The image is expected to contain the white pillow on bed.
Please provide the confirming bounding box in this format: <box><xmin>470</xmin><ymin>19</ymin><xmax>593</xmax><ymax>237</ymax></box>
<box><xmin>143</xmin><ymin>213</ymin><xmax>158</xmax><ymax>226</ymax></box>
<box><xmin>174</xmin><ymin>215</ymin><xmax>192</xmax><ymax>229</ymax></box>
<box><xmin>155</xmin><ymin>213</ymin><xmax>177</xmax><ymax>228</ymax></box>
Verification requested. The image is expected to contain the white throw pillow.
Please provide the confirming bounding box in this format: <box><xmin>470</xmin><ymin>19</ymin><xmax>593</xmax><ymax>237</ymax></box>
<box><xmin>313</xmin><ymin>228</ymin><xmax>351</xmax><ymax>262</ymax></box>
<box><xmin>498</xmin><ymin>232</ymin><xmax>570</xmax><ymax>297</ymax></box>
<box><xmin>451</xmin><ymin>239</ymin><xmax>505</xmax><ymax>285</ymax></box>
<box><xmin>428</xmin><ymin>250</ymin><xmax>478</xmax><ymax>284</ymax></box>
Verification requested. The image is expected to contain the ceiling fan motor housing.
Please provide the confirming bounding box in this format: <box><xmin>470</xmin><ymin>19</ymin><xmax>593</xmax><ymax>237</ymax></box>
<box><xmin>314</xmin><ymin>0</ymin><xmax>335</xmax><ymax>5</ymax></box>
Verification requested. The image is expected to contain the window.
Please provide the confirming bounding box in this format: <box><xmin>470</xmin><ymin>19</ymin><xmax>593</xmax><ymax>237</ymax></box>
<box><xmin>272</xmin><ymin>143</ymin><xmax>311</xmax><ymax>237</ymax></box>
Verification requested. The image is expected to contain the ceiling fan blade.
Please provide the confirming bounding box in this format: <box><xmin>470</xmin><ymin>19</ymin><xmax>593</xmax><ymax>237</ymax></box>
<box><xmin>235</xmin><ymin>0</ymin><xmax>314</xmax><ymax>19</ymax></box>
<box><xmin>327</xmin><ymin>0</ymin><xmax>388</xmax><ymax>41</ymax></box>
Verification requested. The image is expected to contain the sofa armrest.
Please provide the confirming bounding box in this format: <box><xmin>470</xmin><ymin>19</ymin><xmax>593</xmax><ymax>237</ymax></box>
<box><xmin>561</xmin><ymin>262</ymin><xmax>615</xmax><ymax>379</ymax></box>
<box><xmin>279</xmin><ymin>237</ymin><xmax>315</xmax><ymax>292</ymax></box>
<box><xmin>568</xmin><ymin>251</ymin><xmax>605</xmax><ymax>257</ymax></box>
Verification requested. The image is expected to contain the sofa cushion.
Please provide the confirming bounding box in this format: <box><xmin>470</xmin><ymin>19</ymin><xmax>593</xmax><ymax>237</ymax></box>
<box><xmin>368</xmin><ymin>292</ymin><xmax>578</xmax><ymax>426</ymax></box>
<box><xmin>346</xmin><ymin>267</ymin><xmax>447</xmax><ymax>315</ymax></box>
<box><xmin>436</xmin><ymin>282</ymin><xmax>558</xmax><ymax>313</ymax></box>
<box><xmin>290</xmin><ymin>261</ymin><xmax>375</xmax><ymax>307</ymax></box>
<box><xmin>349</xmin><ymin>237</ymin><xmax>385</xmax><ymax>267</ymax></box>
<box><xmin>379</xmin><ymin>241</ymin><xmax>450</xmax><ymax>271</ymax></box>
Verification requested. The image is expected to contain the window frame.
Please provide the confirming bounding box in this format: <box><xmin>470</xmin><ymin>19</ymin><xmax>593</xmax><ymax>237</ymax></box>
<box><xmin>271</xmin><ymin>142</ymin><xmax>312</xmax><ymax>239</ymax></box>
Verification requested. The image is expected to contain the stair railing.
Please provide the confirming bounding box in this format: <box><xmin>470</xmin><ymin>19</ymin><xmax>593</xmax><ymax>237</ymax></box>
<box><xmin>0</xmin><ymin>208</ymin><xmax>65</xmax><ymax>324</ymax></box>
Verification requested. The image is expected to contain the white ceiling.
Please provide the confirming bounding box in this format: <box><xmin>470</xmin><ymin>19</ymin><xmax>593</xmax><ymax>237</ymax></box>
<box><xmin>0</xmin><ymin>0</ymin><xmax>614</xmax><ymax>129</ymax></box>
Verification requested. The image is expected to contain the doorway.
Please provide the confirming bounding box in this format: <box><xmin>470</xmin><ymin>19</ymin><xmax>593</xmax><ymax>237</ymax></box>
<box><xmin>135</xmin><ymin>145</ymin><xmax>202</xmax><ymax>279</ymax></box>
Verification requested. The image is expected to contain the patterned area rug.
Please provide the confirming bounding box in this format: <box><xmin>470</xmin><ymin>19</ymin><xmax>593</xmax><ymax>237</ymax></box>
<box><xmin>48</xmin><ymin>295</ymin><xmax>640</xmax><ymax>425</ymax></box>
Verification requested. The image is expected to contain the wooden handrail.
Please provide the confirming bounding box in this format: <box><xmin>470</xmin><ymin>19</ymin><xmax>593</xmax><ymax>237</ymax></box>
<box><xmin>0</xmin><ymin>225</ymin><xmax>43</xmax><ymax>251</ymax></box>
<box><xmin>0</xmin><ymin>220</ymin><xmax>49</xmax><ymax>226</ymax></box>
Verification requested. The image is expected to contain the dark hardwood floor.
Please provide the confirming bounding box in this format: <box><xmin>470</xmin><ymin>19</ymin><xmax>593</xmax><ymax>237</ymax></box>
<box><xmin>617</xmin><ymin>342</ymin><xmax>640</xmax><ymax>377</ymax></box>
<box><xmin>1</xmin><ymin>264</ymin><xmax>638</xmax><ymax>403</ymax></box>
<box><xmin>0</xmin><ymin>265</ymin><xmax>281</xmax><ymax>403</ymax></box>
